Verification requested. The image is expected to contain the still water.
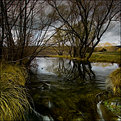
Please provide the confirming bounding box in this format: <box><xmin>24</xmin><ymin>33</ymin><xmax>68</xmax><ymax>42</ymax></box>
<box><xmin>28</xmin><ymin>57</ymin><xmax>119</xmax><ymax>121</ymax></box>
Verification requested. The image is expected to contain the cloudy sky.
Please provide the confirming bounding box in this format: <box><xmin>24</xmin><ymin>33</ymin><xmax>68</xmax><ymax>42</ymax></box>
<box><xmin>100</xmin><ymin>21</ymin><xmax>120</xmax><ymax>45</ymax></box>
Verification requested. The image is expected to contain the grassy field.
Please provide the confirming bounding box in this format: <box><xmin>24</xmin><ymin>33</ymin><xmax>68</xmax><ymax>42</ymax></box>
<box><xmin>37</xmin><ymin>46</ymin><xmax>121</xmax><ymax>63</ymax></box>
<box><xmin>45</xmin><ymin>52</ymin><xmax>121</xmax><ymax>64</ymax></box>
<box><xmin>89</xmin><ymin>52</ymin><xmax>121</xmax><ymax>63</ymax></box>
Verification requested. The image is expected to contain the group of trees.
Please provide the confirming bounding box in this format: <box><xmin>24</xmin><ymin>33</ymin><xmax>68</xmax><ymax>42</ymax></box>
<box><xmin>0</xmin><ymin>0</ymin><xmax>56</xmax><ymax>65</ymax></box>
<box><xmin>49</xmin><ymin>0</ymin><xmax>120</xmax><ymax>58</ymax></box>
<box><xmin>0</xmin><ymin>0</ymin><xmax>120</xmax><ymax>65</ymax></box>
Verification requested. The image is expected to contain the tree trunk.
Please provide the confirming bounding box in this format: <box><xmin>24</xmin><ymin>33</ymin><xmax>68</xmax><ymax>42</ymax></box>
<box><xmin>73</xmin><ymin>46</ymin><xmax>77</xmax><ymax>57</ymax></box>
<box><xmin>87</xmin><ymin>38</ymin><xmax>100</xmax><ymax>60</ymax></box>
<box><xmin>0</xmin><ymin>43</ymin><xmax>2</xmax><ymax>59</ymax></box>
<box><xmin>20</xmin><ymin>0</ymin><xmax>27</xmax><ymax>64</ymax></box>
<box><xmin>79</xmin><ymin>47</ymin><xmax>86</xmax><ymax>58</ymax></box>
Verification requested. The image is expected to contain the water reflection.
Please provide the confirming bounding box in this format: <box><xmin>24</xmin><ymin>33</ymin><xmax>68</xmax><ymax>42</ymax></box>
<box><xmin>92</xmin><ymin>62</ymin><xmax>118</xmax><ymax>89</ymax></box>
<box><xmin>57</xmin><ymin>58</ymin><xmax>95</xmax><ymax>81</ymax></box>
<box><xmin>34</xmin><ymin>57</ymin><xmax>95</xmax><ymax>82</ymax></box>
<box><xmin>29</xmin><ymin>57</ymin><xmax>119</xmax><ymax>121</ymax></box>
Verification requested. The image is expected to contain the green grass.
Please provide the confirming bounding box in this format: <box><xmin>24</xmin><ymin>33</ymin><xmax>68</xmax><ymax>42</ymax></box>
<box><xmin>47</xmin><ymin>52</ymin><xmax>121</xmax><ymax>63</ymax></box>
<box><xmin>0</xmin><ymin>62</ymin><xmax>31</xmax><ymax>121</ymax></box>
<box><xmin>89</xmin><ymin>52</ymin><xmax>121</xmax><ymax>63</ymax></box>
<box><xmin>104</xmin><ymin>97</ymin><xmax>121</xmax><ymax>116</ymax></box>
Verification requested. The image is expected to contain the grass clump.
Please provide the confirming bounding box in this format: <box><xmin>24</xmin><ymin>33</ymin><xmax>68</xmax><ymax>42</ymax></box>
<box><xmin>0</xmin><ymin>81</ymin><xmax>30</xmax><ymax>121</ymax></box>
<box><xmin>0</xmin><ymin>63</ymin><xmax>28</xmax><ymax>86</ymax></box>
<box><xmin>106</xmin><ymin>68</ymin><xmax>121</xmax><ymax>95</ymax></box>
<box><xmin>0</xmin><ymin>62</ymin><xmax>31</xmax><ymax>121</ymax></box>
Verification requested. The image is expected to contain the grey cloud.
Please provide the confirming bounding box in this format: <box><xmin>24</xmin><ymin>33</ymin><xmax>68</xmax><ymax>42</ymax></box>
<box><xmin>100</xmin><ymin>21</ymin><xmax>120</xmax><ymax>45</ymax></box>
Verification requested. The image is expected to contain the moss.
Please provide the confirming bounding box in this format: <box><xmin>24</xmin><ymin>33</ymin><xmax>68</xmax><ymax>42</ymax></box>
<box><xmin>103</xmin><ymin>97</ymin><xmax>121</xmax><ymax>117</ymax></box>
<box><xmin>32</xmin><ymin>83</ymin><xmax>102</xmax><ymax>121</ymax></box>
<box><xmin>50</xmin><ymin>90</ymin><xmax>101</xmax><ymax>120</ymax></box>
<box><xmin>0</xmin><ymin>62</ymin><xmax>30</xmax><ymax>121</ymax></box>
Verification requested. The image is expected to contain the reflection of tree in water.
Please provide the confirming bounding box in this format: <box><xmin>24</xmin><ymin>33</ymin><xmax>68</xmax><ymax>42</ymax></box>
<box><xmin>53</xmin><ymin>58</ymin><xmax>95</xmax><ymax>81</ymax></box>
<box><xmin>29</xmin><ymin>58</ymin><xmax>105</xmax><ymax>121</ymax></box>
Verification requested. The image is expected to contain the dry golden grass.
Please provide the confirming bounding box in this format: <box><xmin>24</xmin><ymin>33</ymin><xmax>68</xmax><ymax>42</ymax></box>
<box><xmin>106</xmin><ymin>68</ymin><xmax>121</xmax><ymax>95</ymax></box>
<box><xmin>109</xmin><ymin>68</ymin><xmax>121</xmax><ymax>95</ymax></box>
<box><xmin>0</xmin><ymin>62</ymin><xmax>31</xmax><ymax>121</ymax></box>
<box><xmin>0</xmin><ymin>62</ymin><xmax>28</xmax><ymax>86</ymax></box>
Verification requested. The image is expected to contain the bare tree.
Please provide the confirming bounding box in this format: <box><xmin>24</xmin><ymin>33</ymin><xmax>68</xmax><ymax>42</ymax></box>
<box><xmin>47</xmin><ymin>0</ymin><xmax>120</xmax><ymax>59</ymax></box>
<box><xmin>52</xmin><ymin>28</ymin><xmax>68</xmax><ymax>55</ymax></box>
<box><xmin>0</xmin><ymin>0</ymin><xmax>120</xmax><ymax>64</ymax></box>
<box><xmin>0</xmin><ymin>0</ymin><xmax>56</xmax><ymax>65</ymax></box>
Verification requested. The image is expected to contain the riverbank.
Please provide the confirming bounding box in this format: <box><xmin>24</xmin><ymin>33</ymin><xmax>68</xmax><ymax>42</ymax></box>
<box><xmin>28</xmin><ymin>57</ymin><xmax>120</xmax><ymax>120</ymax></box>
<box><xmin>102</xmin><ymin>68</ymin><xmax>121</xmax><ymax>120</ymax></box>
<box><xmin>89</xmin><ymin>52</ymin><xmax>121</xmax><ymax>63</ymax></box>
<box><xmin>41</xmin><ymin>52</ymin><xmax>121</xmax><ymax>64</ymax></box>
<box><xmin>0</xmin><ymin>56</ymin><xmax>120</xmax><ymax>120</ymax></box>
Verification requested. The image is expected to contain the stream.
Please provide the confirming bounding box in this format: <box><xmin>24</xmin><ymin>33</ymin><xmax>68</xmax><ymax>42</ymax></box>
<box><xmin>27</xmin><ymin>57</ymin><xmax>119</xmax><ymax>121</ymax></box>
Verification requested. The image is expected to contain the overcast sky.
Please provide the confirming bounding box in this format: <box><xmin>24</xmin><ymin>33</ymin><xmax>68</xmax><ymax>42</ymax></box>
<box><xmin>100</xmin><ymin>21</ymin><xmax>120</xmax><ymax>45</ymax></box>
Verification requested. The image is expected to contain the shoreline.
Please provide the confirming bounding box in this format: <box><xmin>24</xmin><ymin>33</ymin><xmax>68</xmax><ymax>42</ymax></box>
<box><xmin>35</xmin><ymin>52</ymin><xmax>121</xmax><ymax>64</ymax></box>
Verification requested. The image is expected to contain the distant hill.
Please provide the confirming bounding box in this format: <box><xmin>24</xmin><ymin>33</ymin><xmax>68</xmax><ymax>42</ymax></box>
<box><xmin>97</xmin><ymin>42</ymin><xmax>116</xmax><ymax>47</ymax></box>
<box><xmin>95</xmin><ymin>45</ymin><xmax>120</xmax><ymax>52</ymax></box>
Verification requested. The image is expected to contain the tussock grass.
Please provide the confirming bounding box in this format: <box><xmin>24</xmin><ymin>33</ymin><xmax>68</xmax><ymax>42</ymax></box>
<box><xmin>0</xmin><ymin>81</ymin><xmax>30</xmax><ymax>121</ymax></box>
<box><xmin>0</xmin><ymin>62</ymin><xmax>31</xmax><ymax>121</ymax></box>
<box><xmin>0</xmin><ymin>62</ymin><xmax>28</xmax><ymax>86</ymax></box>
<box><xmin>106</xmin><ymin>68</ymin><xmax>121</xmax><ymax>95</ymax></box>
